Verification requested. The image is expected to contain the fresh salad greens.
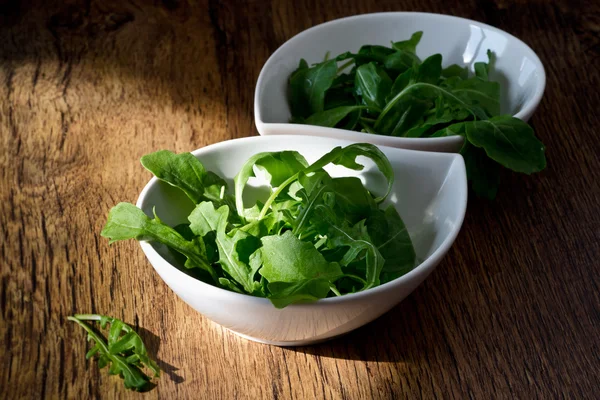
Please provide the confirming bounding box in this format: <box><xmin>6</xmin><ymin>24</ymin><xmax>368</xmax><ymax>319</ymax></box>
<box><xmin>68</xmin><ymin>314</ymin><xmax>160</xmax><ymax>392</ymax></box>
<box><xmin>101</xmin><ymin>144</ymin><xmax>416</xmax><ymax>308</ymax></box>
<box><xmin>288</xmin><ymin>31</ymin><xmax>547</xmax><ymax>199</ymax></box>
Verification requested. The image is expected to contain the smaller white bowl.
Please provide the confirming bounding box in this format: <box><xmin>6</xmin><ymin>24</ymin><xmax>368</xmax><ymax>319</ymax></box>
<box><xmin>254</xmin><ymin>12</ymin><xmax>546</xmax><ymax>153</ymax></box>
<box><xmin>136</xmin><ymin>135</ymin><xmax>467</xmax><ymax>346</ymax></box>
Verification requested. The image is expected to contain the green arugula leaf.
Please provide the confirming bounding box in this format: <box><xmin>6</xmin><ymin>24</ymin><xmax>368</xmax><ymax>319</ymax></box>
<box><xmin>461</xmin><ymin>141</ymin><xmax>501</xmax><ymax>199</ymax></box>
<box><xmin>330</xmin><ymin>177</ymin><xmax>378</xmax><ymax>223</ymax></box>
<box><xmin>355</xmin><ymin>45</ymin><xmax>395</xmax><ymax>65</ymax></box>
<box><xmin>259</xmin><ymin>230</ymin><xmax>342</xmax><ymax>283</ymax></box>
<box><xmin>442</xmin><ymin>64</ymin><xmax>469</xmax><ymax>79</ymax></box>
<box><xmin>474</xmin><ymin>50</ymin><xmax>495</xmax><ymax>80</ymax></box>
<box><xmin>355</xmin><ymin>62</ymin><xmax>393</xmax><ymax>110</ymax></box>
<box><xmin>69</xmin><ymin>314</ymin><xmax>160</xmax><ymax>392</ymax></box>
<box><xmin>289</xmin><ymin>59</ymin><xmax>338</xmax><ymax>118</ymax></box>
<box><xmin>386</xmin><ymin>67</ymin><xmax>414</xmax><ymax>103</ymax></box>
<box><xmin>383</xmin><ymin>50</ymin><xmax>420</xmax><ymax>75</ymax></box>
<box><xmin>304</xmin><ymin>143</ymin><xmax>394</xmax><ymax>204</ymax></box>
<box><xmin>305</xmin><ymin>106</ymin><xmax>369</xmax><ymax>128</ymax></box>
<box><xmin>188</xmin><ymin>202</ymin><xmax>261</xmax><ymax>294</ymax></box>
<box><xmin>327</xmin><ymin>219</ymin><xmax>384</xmax><ymax>289</ymax></box>
<box><xmin>101</xmin><ymin>203</ymin><xmax>217</xmax><ymax>282</ymax></box>
<box><xmin>464</xmin><ymin>116</ymin><xmax>547</xmax><ymax>174</ymax></box>
<box><xmin>267</xmin><ymin>279</ymin><xmax>332</xmax><ymax>309</ymax></box>
<box><xmin>366</xmin><ymin>205</ymin><xmax>416</xmax><ymax>282</ymax></box>
<box><xmin>253</xmin><ymin>151</ymin><xmax>309</xmax><ymax>187</ymax></box>
<box><xmin>140</xmin><ymin>150</ymin><xmax>230</xmax><ymax>206</ymax></box>
<box><xmin>375</xmin><ymin>81</ymin><xmax>488</xmax><ymax>136</ymax></box>
<box><xmin>258</xmin><ymin>143</ymin><xmax>393</xmax><ymax>221</ymax></box>
<box><xmin>411</xmin><ymin>54</ymin><xmax>443</xmax><ymax>85</ymax></box>
<box><xmin>404</xmin><ymin>97</ymin><xmax>471</xmax><ymax>138</ymax></box>
<box><xmin>324</xmin><ymin>85</ymin><xmax>357</xmax><ymax>110</ymax></box>
<box><xmin>430</xmin><ymin>121</ymin><xmax>468</xmax><ymax>137</ymax></box>
<box><xmin>234</xmin><ymin>151</ymin><xmax>308</xmax><ymax>220</ymax></box>
<box><xmin>391</xmin><ymin>31</ymin><xmax>423</xmax><ymax>53</ymax></box>
<box><xmin>452</xmin><ymin>77</ymin><xmax>501</xmax><ymax>117</ymax></box>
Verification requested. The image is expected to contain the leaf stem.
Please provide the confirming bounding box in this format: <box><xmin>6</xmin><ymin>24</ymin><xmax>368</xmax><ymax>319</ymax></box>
<box><xmin>359</xmin><ymin>120</ymin><xmax>376</xmax><ymax>134</ymax></box>
<box><xmin>329</xmin><ymin>284</ymin><xmax>342</xmax><ymax>296</ymax></box>
<box><xmin>337</xmin><ymin>59</ymin><xmax>354</xmax><ymax>74</ymax></box>
<box><xmin>375</xmin><ymin>82</ymin><xmax>488</xmax><ymax>131</ymax></box>
<box><xmin>258</xmin><ymin>173</ymin><xmax>300</xmax><ymax>220</ymax></box>
<box><xmin>360</xmin><ymin>116</ymin><xmax>377</xmax><ymax>123</ymax></box>
<box><xmin>68</xmin><ymin>316</ymin><xmax>111</xmax><ymax>354</ymax></box>
<box><xmin>72</xmin><ymin>314</ymin><xmax>102</xmax><ymax>321</ymax></box>
<box><xmin>338</xmin><ymin>274</ymin><xmax>368</xmax><ymax>285</ymax></box>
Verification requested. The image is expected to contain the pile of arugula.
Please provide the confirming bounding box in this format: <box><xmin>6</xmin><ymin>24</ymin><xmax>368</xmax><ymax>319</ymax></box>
<box><xmin>288</xmin><ymin>31</ymin><xmax>546</xmax><ymax>198</ymax></box>
<box><xmin>101</xmin><ymin>143</ymin><xmax>416</xmax><ymax>308</ymax></box>
<box><xmin>68</xmin><ymin>314</ymin><xmax>160</xmax><ymax>392</ymax></box>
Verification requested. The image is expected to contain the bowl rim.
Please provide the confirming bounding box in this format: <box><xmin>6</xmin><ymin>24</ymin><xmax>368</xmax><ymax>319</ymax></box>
<box><xmin>254</xmin><ymin>11</ymin><xmax>546</xmax><ymax>138</ymax></box>
<box><xmin>136</xmin><ymin>135</ymin><xmax>468</xmax><ymax>307</ymax></box>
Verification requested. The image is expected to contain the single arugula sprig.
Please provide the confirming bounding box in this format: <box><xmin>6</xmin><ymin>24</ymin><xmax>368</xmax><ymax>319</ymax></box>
<box><xmin>102</xmin><ymin>144</ymin><xmax>417</xmax><ymax>308</ymax></box>
<box><xmin>287</xmin><ymin>32</ymin><xmax>547</xmax><ymax>199</ymax></box>
<box><xmin>68</xmin><ymin>314</ymin><xmax>160</xmax><ymax>392</ymax></box>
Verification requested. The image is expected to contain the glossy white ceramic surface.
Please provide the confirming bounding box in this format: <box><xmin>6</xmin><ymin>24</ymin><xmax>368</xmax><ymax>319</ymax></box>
<box><xmin>136</xmin><ymin>135</ymin><xmax>468</xmax><ymax>346</ymax></box>
<box><xmin>254</xmin><ymin>12</ymin><xmax>545</xmax><ymax>153</ymax></box>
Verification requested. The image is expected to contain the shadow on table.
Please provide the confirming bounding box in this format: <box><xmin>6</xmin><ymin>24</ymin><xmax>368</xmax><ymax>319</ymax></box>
<box><xmin>288</xmin><ymin>289</ymin><xmax>445</xmax><ymax>363</ymax></box>
<box><xmin>136</xmin><ymin>326</ymin><xmax>185</xmax><ymax>384</ymax></box>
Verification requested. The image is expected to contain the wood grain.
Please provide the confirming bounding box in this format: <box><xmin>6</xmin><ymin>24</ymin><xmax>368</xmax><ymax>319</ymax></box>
<box><xmin>1</xmin><ymin>0</ymin><xmax>599</xmax><ymax>398</ymax></box>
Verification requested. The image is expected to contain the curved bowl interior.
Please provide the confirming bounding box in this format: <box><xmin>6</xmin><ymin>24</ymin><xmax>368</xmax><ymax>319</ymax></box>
<box><xmin>137</xmin><ymin>135</ymin><xmax>467</xmax><ymax>344</ymax></box>
<box><xmin>254</xmin><ymin>12</ymin><xmax>545</xmax><ymax>152</ymax></box>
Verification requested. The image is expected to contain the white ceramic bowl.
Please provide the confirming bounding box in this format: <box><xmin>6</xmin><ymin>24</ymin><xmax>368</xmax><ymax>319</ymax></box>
<box><xmin>254</xmin><ymin>12</ymin><xmax>546</xmax><ymax>153</ymax></box>
<box><xmin>136</xmin><ymin>135</ymin><xmax>467</xmax><ymax>346</ymax></box>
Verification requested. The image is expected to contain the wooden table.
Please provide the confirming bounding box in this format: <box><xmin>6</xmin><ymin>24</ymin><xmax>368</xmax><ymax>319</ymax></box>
<box><xmin>1</xmin><ymin>0</ymin><xmax>599</xmax><ymax>398</ymax></box>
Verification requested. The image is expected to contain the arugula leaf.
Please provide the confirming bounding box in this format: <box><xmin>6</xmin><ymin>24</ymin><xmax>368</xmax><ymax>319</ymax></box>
<box><xmin>257</xmin><ymin>143</ymin><xmax>393</xmax><ymax>222</ymax></box>
<box><xmin>355</xmin><ymin>45</ymin><xmax>395</xmax><ymax>65</ymax></box>
<box><xmin>430</xmin><ymin>121</ymin><xmax>469</xmax><ymax>137</ymax></box>
<box><xmin>366</xmin><ymin>205</ymin><xmax>416</xmax><ymax>282</ymax></box>
<box><xmin>324</xmin><ymin>85</ymin><xmax>358</xmax><ymax>109</ymax></box>
<box><xmin>465</xmin><ymin>116</ymin><xmax>547</xmax><ymax>174</ymax></box>
<box><xmin>330</xmin><ymin>177</ymin><xmax>377</xmax><ymax>223</ymax></box>
<box><xmin>404</xmin><ymin>96</ymin><xmax>471</xmax><ymax>138</ymax></box>
<box><xmin>355</xmin><ymin>62</ymin><xmax>393</xmax><ymax>110</ymax></box>
<box><xmin>386</xmin><ymin>67</ymin><xmax>414</xmax><ymax>102</ymax></box>
<box><xmin>327</xmin><ymin>219</ymin><xmax>384</xmax><ymax>289</ymax></box>
<box><xmin>69</xmin><ymin>314</ymin><xmax>159</xmax><ymax>392</ymax></box>
<box><xmin>253</xmin><ymin>151</ymin><xmax>309</xmax><ymax>187</ymax></box>
<box><xmin>289</xmin><ymin>59</ymin><xmax>338</xmax><ymax>118</ymax></box>
<box><xmin>259</xmin><ymin>230</ymin><xmax>342</xmax><ymax>283</ymax></box>
<box><xmin>411</xmin><ymin>54</ymin><xmax>443</xmax><ymax>85</ymax></box>
<box><xmin>140</xmin><ymin>150</ymin><xmax>229</xmax><ymax>206</ymax></box>
<box><xmin>452</xmin><ymin>77</ymin><xmax>501</xmax><ymax>117</ymax></box>
<box><xmin>234</xmin><ymin>151</ymin><xmax>308</xmax><ymax>220</ymax></box>
<box><xmin>101</xmin><ymin>203</ymin><xmax>217</xmax><ymax>282</ymax></box>
<box><xmin>304</xmin><ymin>143</ymin><xmax>394</xmax><ymax>203</ymax></box>
<box><xmin>188</xmin><ymin>202</ymin><xmax>261</xmax><ymax>294</ymax></box>
<box><xmin>267</xmin><ymin>279</ymin><xmax>333</xmax><ymax>309</ymax></box>
<box><xmin>442</xmin><ymin>64</ymin><xmax>469</xmax><ymax>79</ymax></box>
<box><xmin>474</xmin><ymin>50</ymin><xmax>495</xmax><ymax>80</ymax></box>
<box><xmin>383</xmin><ymin>50</ymin><xmax>420</xmax><ymax>75</ymax></box>
<box><xmin>461</xmin><ymin>141</ymin><xmax>501</xmax><ymax>199</ymax></box>
<box><xmin>305</xmin><ymin>106</ymin><xmax>369</xmax><ymax>128</ymax></box>
<box><xmin>391</xmin><ymin>31</ymin><xmax>423</xmax><ymax>53</ymax></box>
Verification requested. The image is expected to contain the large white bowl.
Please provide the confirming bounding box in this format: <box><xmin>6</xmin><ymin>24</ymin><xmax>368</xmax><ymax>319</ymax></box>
<box><xmin>254</xmin><ymin>12</ymin><xmax>546</xmax><ymax>153</ymax></box>
<box><xmin>136</xmin><ymin>135</ymin><xmax>467</xmax><ymax>346</ymax></box>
